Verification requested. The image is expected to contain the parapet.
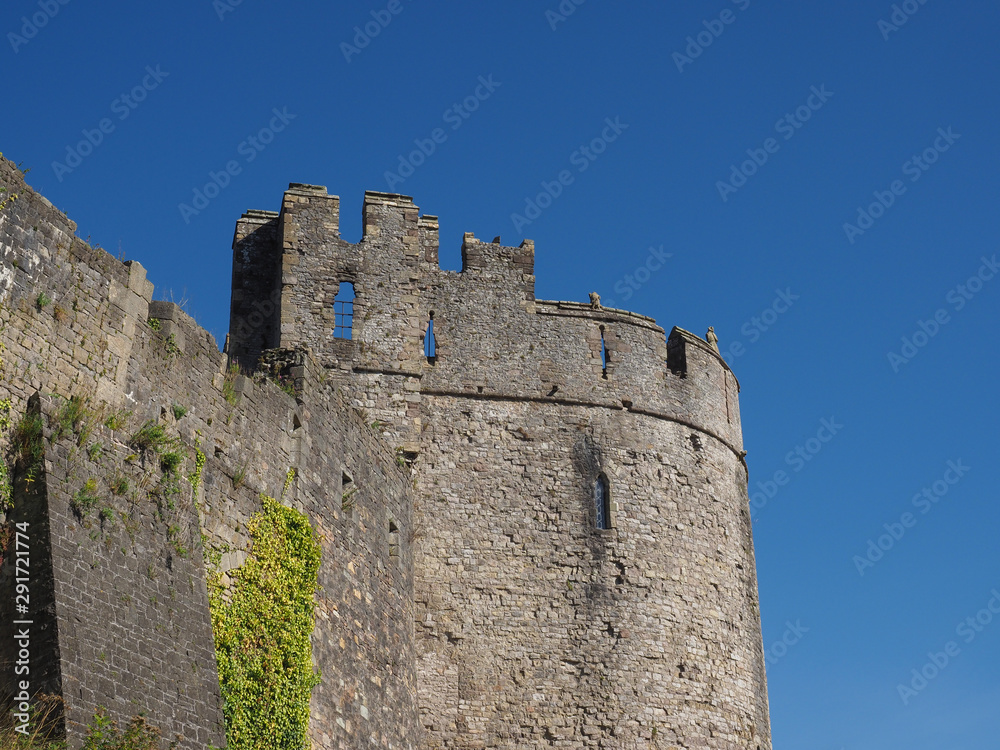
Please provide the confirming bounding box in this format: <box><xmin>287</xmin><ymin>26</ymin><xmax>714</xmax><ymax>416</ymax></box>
<box><xmin>226</xmin><ymin>185</ymin><xmax>744</xmax><ymax>454</ymax></box>
<box><xmin>363</xmin><ymin>190</ymin><xmax>418</xmax><ymax>243</ymax></box>
<box><xmin>460</xmin><ymin>232</ymin><xmax>535</xmax><ymax>278</ymax></box>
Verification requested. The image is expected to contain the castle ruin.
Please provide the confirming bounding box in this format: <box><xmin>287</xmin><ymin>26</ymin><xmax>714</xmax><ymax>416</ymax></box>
<box><xmin>0</xmin><ymin>155</ymin><xmax>771</xmax><ymax>749</ymax></box>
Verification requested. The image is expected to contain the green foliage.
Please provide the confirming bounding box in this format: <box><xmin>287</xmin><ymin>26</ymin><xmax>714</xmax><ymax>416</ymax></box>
<box><xmin>127</xmin><ymin>420</ymin><xmax>175</xmax><ymax>454</ymax></box>
<box><xmin>171</xmin><ymin>403</ymin><xmax>187</xmax><ymax>420</ymax></box>
<box><xmin>209</xmin><ymin>495</ymin><xmax>321</xmax><ymax>750</ymax></box>
<box><xmin>11</xmin><ymin>411</ymin><xmax>44</xmax><ymax>484</ymax></box>
<box><xmin>0</xmin><ymin>460</ymin><xmax>11</xmax><ymax>513</ymax></box>
<box><xmin>71</xmin><ymin>478</ymin><xmax>99</xmax><ymax>517</ymax></box>
<box><xmin>110</xmin><ymin>475</ymin><xmax>129</xmax><ymax>496</ymax></box>
<box><xmin>0</xmin><ymin>399</ymin><xmax>10</xmax><ymax>511</ymax></box>
<box><xmin>103</xmin><ymin>409</ymin><xmax>131</xmax><ymax>431</ymax></box>
<box><xmin>164</xmin><ymin>334</ymin><xmax>181</xmax><ymax>356</ymax></box>
<box><xmin>269</xmin><ymin>373</ymin><xmax>296</xmax><ymax>398</ymax></box>
<box><xmin>154</xmin><ymin>469</ymin><xmax>181</xmax><ymax>515</ymax></box>
<box><xmin>167</xmin><ymin>524</ymin><xmax>188</xmax><ymax>558</ymax></box>
<box><xmin>159</xmin><ymin>450</ymin><xmax>184</xmax><ymax>474</ymax></box>
<box><xmin>281</xmin><ymin>467</ymin><xmax>296</xmax><ymax>500</ymax></box>
<box><xmin>222</xmin><ymin>361</ymin><xmax>241</xmax><ymax>405</ymax></box>
<box><xmin>188</xmin><ymin>445</ymin><xmax>206</xmax><ymax>494</ymax></box>
<box><xmin>147</xmin><ymin>317</ymin><xmax>162</xmax><ymax>331</ymax></box>
<box><xmin>35</xmin><ymin>292</ymin><xmax>51</xmax><ymax>309</ymax></box>
<box><xmin>231</xmin><ymin>462</ymin><xmax>248</xmax><ymax>490</ymax></box>
<box><xmin>53</xmin><ymin>395</ymin><xmax>93</xmax><ymax>445</ymax></box>
<box><xmin>99</xmin><ymin>506</ymin><xmax>116</xmax><ymax>526</ymax></box>
<box><xmin>0</xmin><ymin>397</ymin><xmax>12</xmax><ymax>432</ymax></box>
<box><xmin>87</xmin><ymin>442</ymin><xmax>103</xmax><ymax>461</ymax></box>
<box><xmin>79</xmin><ymin>707</ymin><xmax>164</xmax><ymax>750</ymax></box>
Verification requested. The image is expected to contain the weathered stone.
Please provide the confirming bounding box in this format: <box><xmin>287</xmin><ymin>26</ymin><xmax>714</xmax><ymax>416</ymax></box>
<box><xmin>0</xmin><ymin>157</ymin><xmax>771</xmax><ymax>750</ymax></box>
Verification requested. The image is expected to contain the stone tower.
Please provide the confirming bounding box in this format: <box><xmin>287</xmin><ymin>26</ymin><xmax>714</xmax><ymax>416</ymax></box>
<box><xmin>229</xmin><ymin>185</ymin><xmax>772</xmax><ymax>749</ymax></box>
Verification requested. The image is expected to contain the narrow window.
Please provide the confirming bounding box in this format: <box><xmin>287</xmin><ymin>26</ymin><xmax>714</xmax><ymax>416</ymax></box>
<box><xmin>600</xmin><ymin>326</ymin><xmax>609</xmax><ymax>378</ymax></box>
<box><xmin>424</xmin><ymin>312</ymin><xmax>436</xmax><ymax>362</ymax></box>
<box><xmin>388</xmin><ymin>520</ymin><xmax>400</xmax><ymax>558</ymax></box>
<box><xmin>341</xmin><ymin>471</ymin><xmax>356</xmax><ymax>514</ymax></box>
<box><xmin>594</xmin><ymin>474</ymin><xmax>611</xmax><ymax>529</ymax></box>
<box><xmin>333</xmin><ymin>282</ymin><xmax>355</xmax><ymax>340</ymax></box>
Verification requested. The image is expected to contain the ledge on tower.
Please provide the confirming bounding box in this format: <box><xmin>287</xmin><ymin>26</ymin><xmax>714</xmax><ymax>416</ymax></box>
<box><xmin>287</xmin><ymin>183</ymin><xmax>330</xmax><ymax>195</ymax></box>
<box><xmin>364</xmin><ymin>190</ymin><xmax>414</xmax><ymax>204</ymax></box>
<box><xmin>241</xmin><ymin>209</ymin><xmax>279</xmax><ymax>220</ymax></box>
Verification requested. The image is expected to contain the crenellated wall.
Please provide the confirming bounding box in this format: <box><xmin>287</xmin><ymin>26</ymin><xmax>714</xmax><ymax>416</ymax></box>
<box><xmin>230</xmin><ymin>184</ymin><xmax>770</xmax><ymax>749</ymax></box>
<box><xmin>230</xmin><ymin>186</ymin><xmax>745</xmax><ymax>452</ymax></box>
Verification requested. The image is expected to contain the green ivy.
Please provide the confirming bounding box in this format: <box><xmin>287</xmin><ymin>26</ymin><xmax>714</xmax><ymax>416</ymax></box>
<box><xmin>188</xmin><ymin>444</ymin><xmax>206</xmax><ymax>494</ymax></box>
<box><xmin>0</xmin><ymin>397</ymin><xmax>12</xmax><ymax>431</ymax></box>
<box><xmin>209</xmin><ymin>494</ymin><xmax>321</xmax><ymax>750</ymax></box>
<box><xmin>281</xmin><ymin>467</ymin><xmax>296</xmax><ymax>500</ymax></box>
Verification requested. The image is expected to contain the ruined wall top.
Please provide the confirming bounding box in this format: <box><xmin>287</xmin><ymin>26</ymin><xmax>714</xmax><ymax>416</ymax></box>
<box><xmin>229</xmin><ymin>185</ymin><xmax>745</xmax><ymax>456</ymax></box>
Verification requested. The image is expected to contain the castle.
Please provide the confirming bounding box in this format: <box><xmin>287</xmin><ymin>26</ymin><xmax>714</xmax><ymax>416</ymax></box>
<box><xmin>0</xmin><ymin>155</ymin><xmax>772</xmax><ymax>749</ymax></box>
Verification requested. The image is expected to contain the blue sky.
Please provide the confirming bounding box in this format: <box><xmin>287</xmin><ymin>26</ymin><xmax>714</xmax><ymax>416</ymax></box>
<box><xmin>4</xmin><ymin>1</ymin><xmax>1000</xmax><ymax>746</ymax></box>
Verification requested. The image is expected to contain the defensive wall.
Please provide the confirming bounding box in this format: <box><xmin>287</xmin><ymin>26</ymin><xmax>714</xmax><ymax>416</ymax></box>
<box><xmin>0</xmin><ymin>151</ymin><xmax>772</xmax><ymax>749</ymax></box>
<box><xmin>0</xmin><ymin>155</ymin><xmax>418</xmax><ymax>750</ymax></box>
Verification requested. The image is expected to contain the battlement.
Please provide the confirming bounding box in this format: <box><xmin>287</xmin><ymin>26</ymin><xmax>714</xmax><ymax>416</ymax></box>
<box><xmin>460</xmin><ymin>232</ymin><xmax>535</xmax><ymax>276</ymax></box>
<box><xmin>228</xmin><ymin>185</ymin><xmax>743</xmax><ymax>454</ymax></box>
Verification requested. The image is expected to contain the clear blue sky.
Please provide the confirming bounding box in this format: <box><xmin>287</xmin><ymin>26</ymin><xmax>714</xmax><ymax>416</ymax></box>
<box><xmin>4</xmin><ymin>1</ymin><xmax>999</xmax><ymax>746</ymax></box>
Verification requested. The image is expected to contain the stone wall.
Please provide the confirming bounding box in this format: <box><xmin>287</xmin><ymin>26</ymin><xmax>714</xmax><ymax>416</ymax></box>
<box><xmin>412</xmin><ymin>400</ymin><xmax>768</xmax><ymax>748</ymax></box>
<box><xmin>25</xmin><ymin>394</ymin><xmax>226</xmax><ymax>748</ymax></box>
<box><xmin>0</xmin><ymin>153</ymin><xmax>772</xmax><ymax>750</ymax></box>
<box><xmin>0</xmin><ymin>156</ymin><xmax>419</xmax><ymax>750</ymax></box>
<box><xmin>234</xmin><ymin>184</ymin><xmax>771</xmax><ymax>749</ymax></box>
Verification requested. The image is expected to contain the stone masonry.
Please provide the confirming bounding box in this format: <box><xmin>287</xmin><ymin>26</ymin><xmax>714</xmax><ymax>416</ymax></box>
<box><xmin>0</xmin><ymin>153</ymin><xmax>771</xmax><ymax>749</ymax></box>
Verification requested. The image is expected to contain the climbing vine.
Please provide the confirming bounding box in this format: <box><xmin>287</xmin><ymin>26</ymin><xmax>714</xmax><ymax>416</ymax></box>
<box><xmin>208</xmin><ymin>494</ymin><xmax>321</xmax><ymax>750</ymax></box>
<box><xmin>188</xmin><ymin>442</ymin><xmax>206</xmax><ymax>495</ymax></box>
<box><xmin>281</xmin><ymin>466</ymin><xmax>296</xmax><ymax>500</ymax></box>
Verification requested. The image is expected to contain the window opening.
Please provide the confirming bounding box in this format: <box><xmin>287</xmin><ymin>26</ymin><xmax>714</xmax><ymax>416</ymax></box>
<box><xmin>600</xmin><ymin>326</ymin><xmax>609</xmax><ymax>378</ymax></box>
<box><xmin>595</xmin><ymin>474</ymin><xmax>611</xmax><ymax>529</ymax></box>
<box><xmin>341</xmin><ymin>471</ymin><xmax>356</xmax><ymax>514</ymax></box>
<box><xmin>333</xmin><ymin>282</ymin><xmax>355</xmax><ymax>339</ymax></box>
<box><xmin>424</xmin><ymin>312</ymin><xmax>436</xmax><ymax>361</ymax></box>
<box><xmin>388</xmin><ymin>520</ymin><xmax>400</xmax><ymax>558</ymax></box>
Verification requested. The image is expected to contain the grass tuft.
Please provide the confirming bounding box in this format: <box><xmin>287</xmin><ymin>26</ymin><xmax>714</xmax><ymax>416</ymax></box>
<box><xmin>127</xmin><ymin>420</ymin><xmax>175</xmax><ymax>454</ymax></box>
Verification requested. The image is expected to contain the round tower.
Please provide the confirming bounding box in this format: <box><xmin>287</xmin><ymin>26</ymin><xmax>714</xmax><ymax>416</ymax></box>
<box><xmin>228</xmin><ymin>187</ymin><xmax>772</xmax><ymax>748</ymax></box>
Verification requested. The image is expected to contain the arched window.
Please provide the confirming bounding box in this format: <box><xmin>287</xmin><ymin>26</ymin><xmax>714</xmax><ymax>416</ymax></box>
<box><xmin>424</xmin><ymin>312</ymin><xmax>436</xmax><ymax>361</ymax></box>
<box><xmin>333</xmin><ymin>282</ymin><xmax>355</xmax><ymax>339</ymax></box>
<box><xmin>594</xmin><ymin>474</ymin><xmax>611</xmax><ymax>529</ymax></box>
